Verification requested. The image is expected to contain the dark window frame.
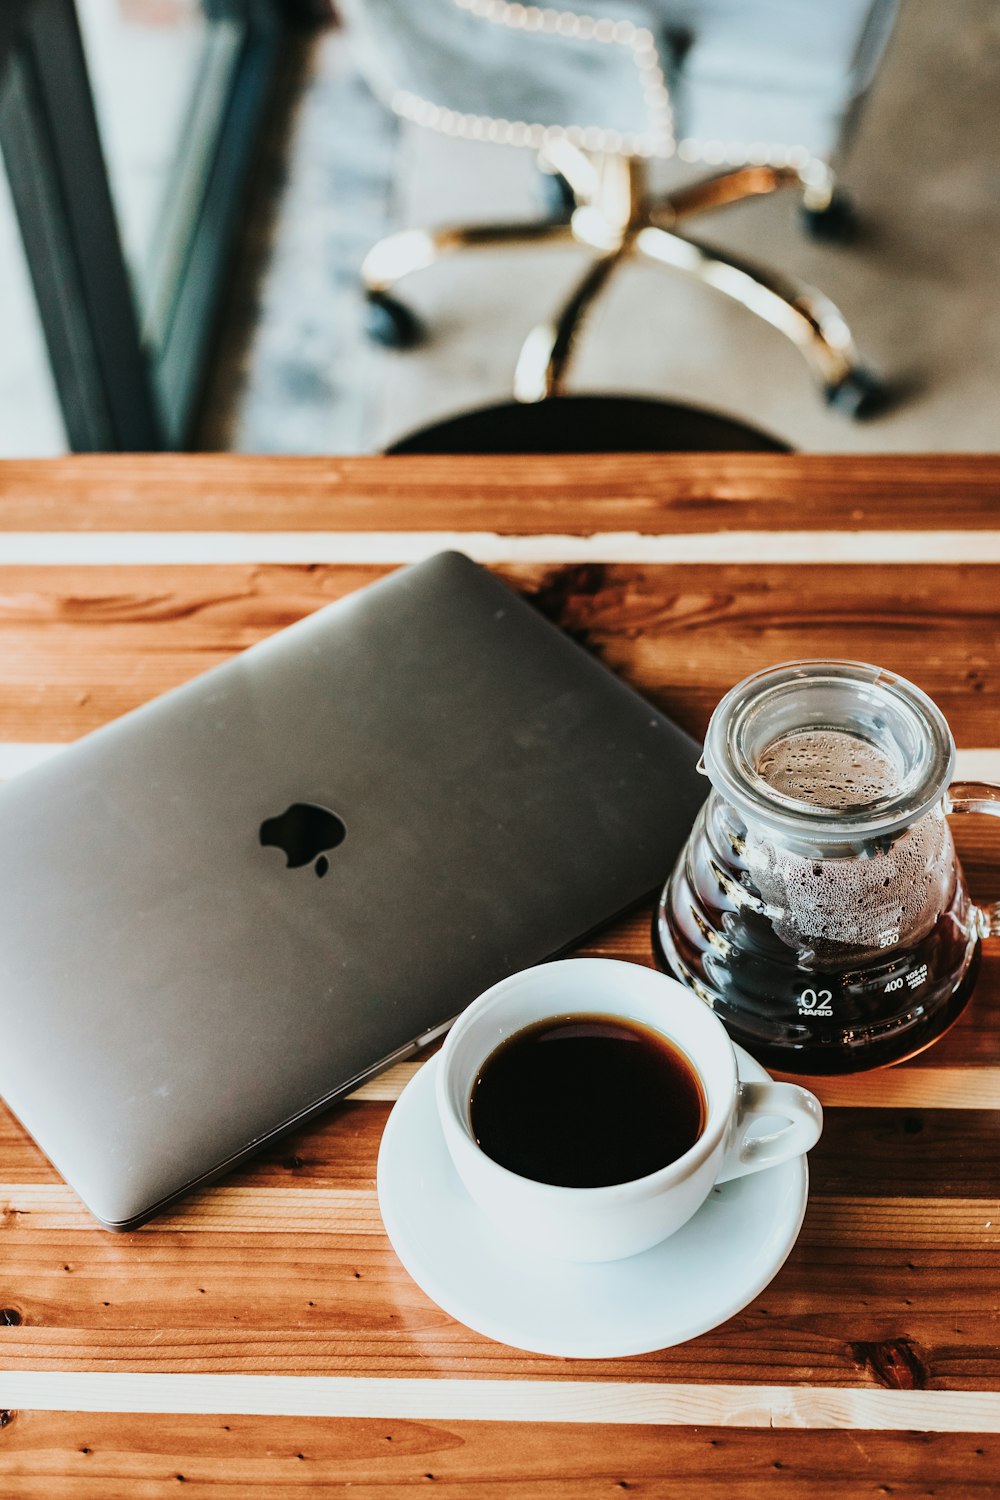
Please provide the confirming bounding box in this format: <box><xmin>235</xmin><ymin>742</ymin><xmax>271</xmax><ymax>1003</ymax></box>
<box><xmin>0</xmin><ymin>0</ymin><xmax>283</xmax><ymax>450</ymax></box>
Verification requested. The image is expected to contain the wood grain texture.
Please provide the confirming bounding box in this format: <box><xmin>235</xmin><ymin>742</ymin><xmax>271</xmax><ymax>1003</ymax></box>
<box><xmin>1</xmin><ymin>1097</ymin><xmax>999</xmax><ymax>1386</ymax></box>
<box><xmin>1</xmin><ymin>1182</ymin><xmax>998</xmax><ymax>1247</ymax></box>
<box><xmin>4</xmin><ymin>1373</ymin><xmax>1000</xmax><ymax>1426</ymax></box>
<box><xmin>2</xmin><ymin>1306</ymin><xmax>999</xmax><ymax>1388</ymax></box>
<box><xmin>7</xmin><ymin>1092</ymin><xmax>1000</xmax><ymax>1200</ymax></box>
<box><xmin>0</xmin><ymin>1412</ymin><xmax>997</xmax><ymax>1497</ymax></box>
<box><xmin>1</xmin><ymin>454</ymin><xmax>999</xmax><ymax>1495</ymax></box>
<box><xmin>1</xmin><ymin>453</ymin><xmax>999</xmax><ymax>532</ymax></box>
<box><xmin>0</xmin><ymin>561</ymin><xmax>999</xmax><ymax>744</ymax></box>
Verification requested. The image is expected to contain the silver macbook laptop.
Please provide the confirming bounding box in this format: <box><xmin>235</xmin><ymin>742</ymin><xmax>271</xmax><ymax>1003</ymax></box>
<box><xmin>0</xmin><ymin>552</ymin><xmax>705</xmax><ymax>1228</ymax></box>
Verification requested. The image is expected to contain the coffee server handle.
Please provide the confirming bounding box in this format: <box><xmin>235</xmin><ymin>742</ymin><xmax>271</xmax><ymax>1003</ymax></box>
<box><xmin>716</xmin><ymin>1082</ymin><xmax>823</xmax><ymax>1184</ymax></box>
<box><xmin>946</xmin><ymin>781</ymin><xmax>1000</xmax><ymax>938</ymax></box>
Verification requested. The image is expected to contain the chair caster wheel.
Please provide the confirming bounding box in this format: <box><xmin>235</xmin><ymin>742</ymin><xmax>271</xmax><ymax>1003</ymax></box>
<box><xmin>364</xmin><ymin>292</ymin><xmax>424</xmax><ymax>348</ymax></box>
<box><xmin>801</xmin><ymin>191</ymin><xmax>858</xmax><ymax>244</ymax></box>
<box><xmin>537</xmin><ymin>168</ymin><xmax>576</xmax><ymax>219</ymax></box>
<box><xmin>824</xmin><ymin>368</ymin><xmax>890</xmax><ymax>420</ymax></box>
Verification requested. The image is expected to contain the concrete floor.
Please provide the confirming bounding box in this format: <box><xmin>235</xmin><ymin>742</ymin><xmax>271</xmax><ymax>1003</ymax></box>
<box><xmin>365</xmin><ymin>0</ymin><xmax>1000</xmax><ymax>454</ymax></box>
<box><xmin>205</xmin><ymin>0</ymin><xmax>1000</xmax><ymax>454</ymax></box>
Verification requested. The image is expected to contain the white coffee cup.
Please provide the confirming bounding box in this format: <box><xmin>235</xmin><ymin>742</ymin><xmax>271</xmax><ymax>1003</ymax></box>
<box><xmin>436</xmin><ymin>958</ymin><xmax>822</xmax><ymax>1262</ymax></box>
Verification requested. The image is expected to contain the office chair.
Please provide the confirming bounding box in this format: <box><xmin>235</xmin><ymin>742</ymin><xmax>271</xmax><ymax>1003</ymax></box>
<box><xmin>340</xmin><ymin>0</ymin><xmax>898</xmax><ymax>417</ymax></box>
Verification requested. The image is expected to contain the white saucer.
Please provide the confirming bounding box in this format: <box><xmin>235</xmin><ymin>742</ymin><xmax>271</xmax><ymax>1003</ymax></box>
<box><xmin>376</xmin><ymin>1047</ymin><xmax>808</xmax><ymax>1359</ymax></box>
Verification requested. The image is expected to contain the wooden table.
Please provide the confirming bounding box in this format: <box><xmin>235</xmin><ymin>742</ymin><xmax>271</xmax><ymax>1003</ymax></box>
<box><xmin>0</xmin><ymin>453</ymin><xmax>999</xmax><ymax>1496</ymax></box>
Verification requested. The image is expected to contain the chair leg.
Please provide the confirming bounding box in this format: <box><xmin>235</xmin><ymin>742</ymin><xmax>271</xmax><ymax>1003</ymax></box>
<box><xmin>796</xmin><ymin>158</ymin><xmax>858</xmax><ymax>242</ymax></box>
<box><xmin>650</xmin><ymin>160</ymin><xmax>858</xmax><ymax>244</ymax></box>
<box><xmin>514</xmin><ymin>151</ymin><xmax>641</xmax><ymax>401</ymax></box>
<box><xmin>634</xmin><ymin>223</ymin><xmax>888</xmax><ymax>415</ymax></box>
<box><xmin>362</xmin><ymin>220</ymin><xmax>577</xmax><ymax>297</ymax></box>
<box><xmin>537</xmin><ymin>140</ymin><xmax>602</xmax><ymax>215</ymax></box>
<box><xmin>650</xmin><ymin>165</ymin><xmax>802</xmax><ymax>227</ymax></box>
<box><xmin>513</xmin><ymin>245</ymin><xmax>629</xmax><ymax>402</ymax></box>
<box><xmin>361</xmin><ymin>221</ymin><xmax>579</xmax><ymax>348</ymax></box>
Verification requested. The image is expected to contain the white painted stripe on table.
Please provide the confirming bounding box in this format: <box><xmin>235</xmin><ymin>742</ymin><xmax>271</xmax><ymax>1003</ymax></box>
<box><xmin>948</xmin><ymin>749</ymin><xmax>1000</xmax><ymax>784</ymax></box>
<box><xmin>0</xmin><ymin>1184</ymin><xmax>383</xmax><ymax>1232</ymax></box>
<box><xmin>0</xmin><ymin>1373</ymin><xmax>998</xmax><ymax>1430</ymax></box>
<box><xmin>2</xmin><ymin>530</ymin><xmax>1000</xmax><ymax>565</ymax></box>
<box><xmin>777</xmin><ymin>1068</ymin><xmax>1000</xmax><ymax>1111</ymax></box>
<box><xmin>2</xmin><ymin>743</ymin><xmax>998</xmax><ymax>785</ymax></box>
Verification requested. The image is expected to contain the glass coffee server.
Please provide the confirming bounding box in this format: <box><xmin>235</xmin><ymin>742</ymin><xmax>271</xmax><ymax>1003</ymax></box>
<box><xmin>0</xmin><ymin>0</ymin><xmax>283</xmax><ymax>451</ymax></box>
<box><xmin>655</xmin><ymin>660</ymin><xmax>1000</xmax><ymax>1074</ymax></box>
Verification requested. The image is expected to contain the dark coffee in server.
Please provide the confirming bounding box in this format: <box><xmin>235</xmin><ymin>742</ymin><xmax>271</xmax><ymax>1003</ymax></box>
<box><xmin>656</xmin><ymin>662</ymin><xmax>995</xmax><ymax>1075</ymax></box>
<box><xmin>469</xmin><ymin>1013</ymin><xmax>706</xmax><ymax>1188</ymax></box>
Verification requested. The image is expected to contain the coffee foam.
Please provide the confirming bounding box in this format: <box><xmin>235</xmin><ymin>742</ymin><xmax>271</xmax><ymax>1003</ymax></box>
<box><xmin>756</xmin><ymin>728</ymin><xmax>899</xmax><ymax>810</ymax></box>
<box><xmin>746</xmin><ymin>730</ymin><xmax>951</xmax><ymax>961</ymax></box>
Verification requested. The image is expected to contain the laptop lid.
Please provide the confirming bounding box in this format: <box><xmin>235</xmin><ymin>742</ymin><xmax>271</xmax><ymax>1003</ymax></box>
<box><xmin>0</xmin><ymin>552</ymin><xmax>706</xmax><ymax>1227</ymax></box>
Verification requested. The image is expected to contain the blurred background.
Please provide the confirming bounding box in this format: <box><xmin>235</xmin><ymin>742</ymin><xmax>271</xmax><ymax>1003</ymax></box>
<box><xmin>1</xmin><ymin>0</ymin><xmax>998</xmax><ymax>457</ymax></box>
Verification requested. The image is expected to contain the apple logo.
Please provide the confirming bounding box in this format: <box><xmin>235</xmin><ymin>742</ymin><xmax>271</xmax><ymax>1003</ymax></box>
<box><xmin>259</xmin><ymin>803</ymin><xmax>346</xmax><ymax>878</ymax></box>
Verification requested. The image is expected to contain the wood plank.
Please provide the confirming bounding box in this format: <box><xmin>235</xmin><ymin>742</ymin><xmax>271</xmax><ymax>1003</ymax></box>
<box><xmin>2</xmin><ymin>1200</ymin><xmax>999</xmax><ymax>1277</ymax></box>
<box><xmin>0</xmin><ymin>1185</ymin><xmax>385</xmax><ymax>1234</ymax></box>
<box><xmin>5</xmin><ymin>1089</ymin><xmax>1000</xmax><ymax>1197</ymax></box>
<box><xmin>0</xmin><ymin>456</ymin><xmax>997</xmax><ymax>1477</ymax></box>
<box><xmin>808</xmin><ymin>1107</ymin><xmax>1000</xmax><ymax>1196</ymax></box>
<box><xmin>1</xmin><ymin>1295</ymin><xmax>998</xmax><ymax>1386</ymax></box>
<box><xmin>1</xmin><ymin>1183</ymin><xmax>997</xmax><ymax>1248</ymax></box>
<box><xmin>4</xmin><ymin>1063</ymin><xmax>1000</xmax><ymax>1206</ymax></box>
<box><xmin>0</xmin><ymin>1413</ymin><xmax>997</xmax><ymax>1499</ymax></box>
<box><xmin>3</xmin><ymin>1373</ymin><xmax>1000</xmax><ymax>1428</ymax></box>
<box><xmin>775</xmin><ymin>1068</ymin><xmax>1000</xmax><ymax>1112</ymax></box>
<box><xmin>800</xmin><ymin>1197</ymin><xmax>1000</xmax><ymax>1248</ymax></box>
<box><xmin>5</xmin><ymin>1026</ymin><xmax>1000</xmax><ymax>1191</ymax></box>
<box><xmin>1</xmin><ymin>1100</ymin><xmax>1000</xmax><ymax>1384</ymax></box>
<box><xmin>1</xmin><ymin>562</ymin><xmax>999</xmax><ymax>744</ymax></box>
<box><xmin>1</xmin><ymin>454</ymin><xmax>999</xmax><ymax>532</ymax></box>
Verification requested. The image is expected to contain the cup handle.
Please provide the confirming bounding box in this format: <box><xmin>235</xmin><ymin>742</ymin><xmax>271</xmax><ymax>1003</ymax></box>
<box><xmin>946</xmin><ymin>781</ymin><xmax>1000</xmax><ymax>938</ymax></box>
<box><xmin>715</xmin><ymin>1081</ymin><xmax>823</xmax><ymax>1184</ymax></box>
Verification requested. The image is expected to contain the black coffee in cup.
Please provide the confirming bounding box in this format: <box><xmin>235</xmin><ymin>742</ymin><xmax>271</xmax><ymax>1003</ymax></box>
<box><xmin>469</xmin><ymin>1013</ymin><xmax>706</xmax><ymax>1188</ymax></box>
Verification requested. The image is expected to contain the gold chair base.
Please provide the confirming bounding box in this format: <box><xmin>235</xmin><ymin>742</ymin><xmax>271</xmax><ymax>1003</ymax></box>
<box><xmin>362</xmin><ymin>146</ymin><xmax>886</xmax><ymax>417</ymax></box>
